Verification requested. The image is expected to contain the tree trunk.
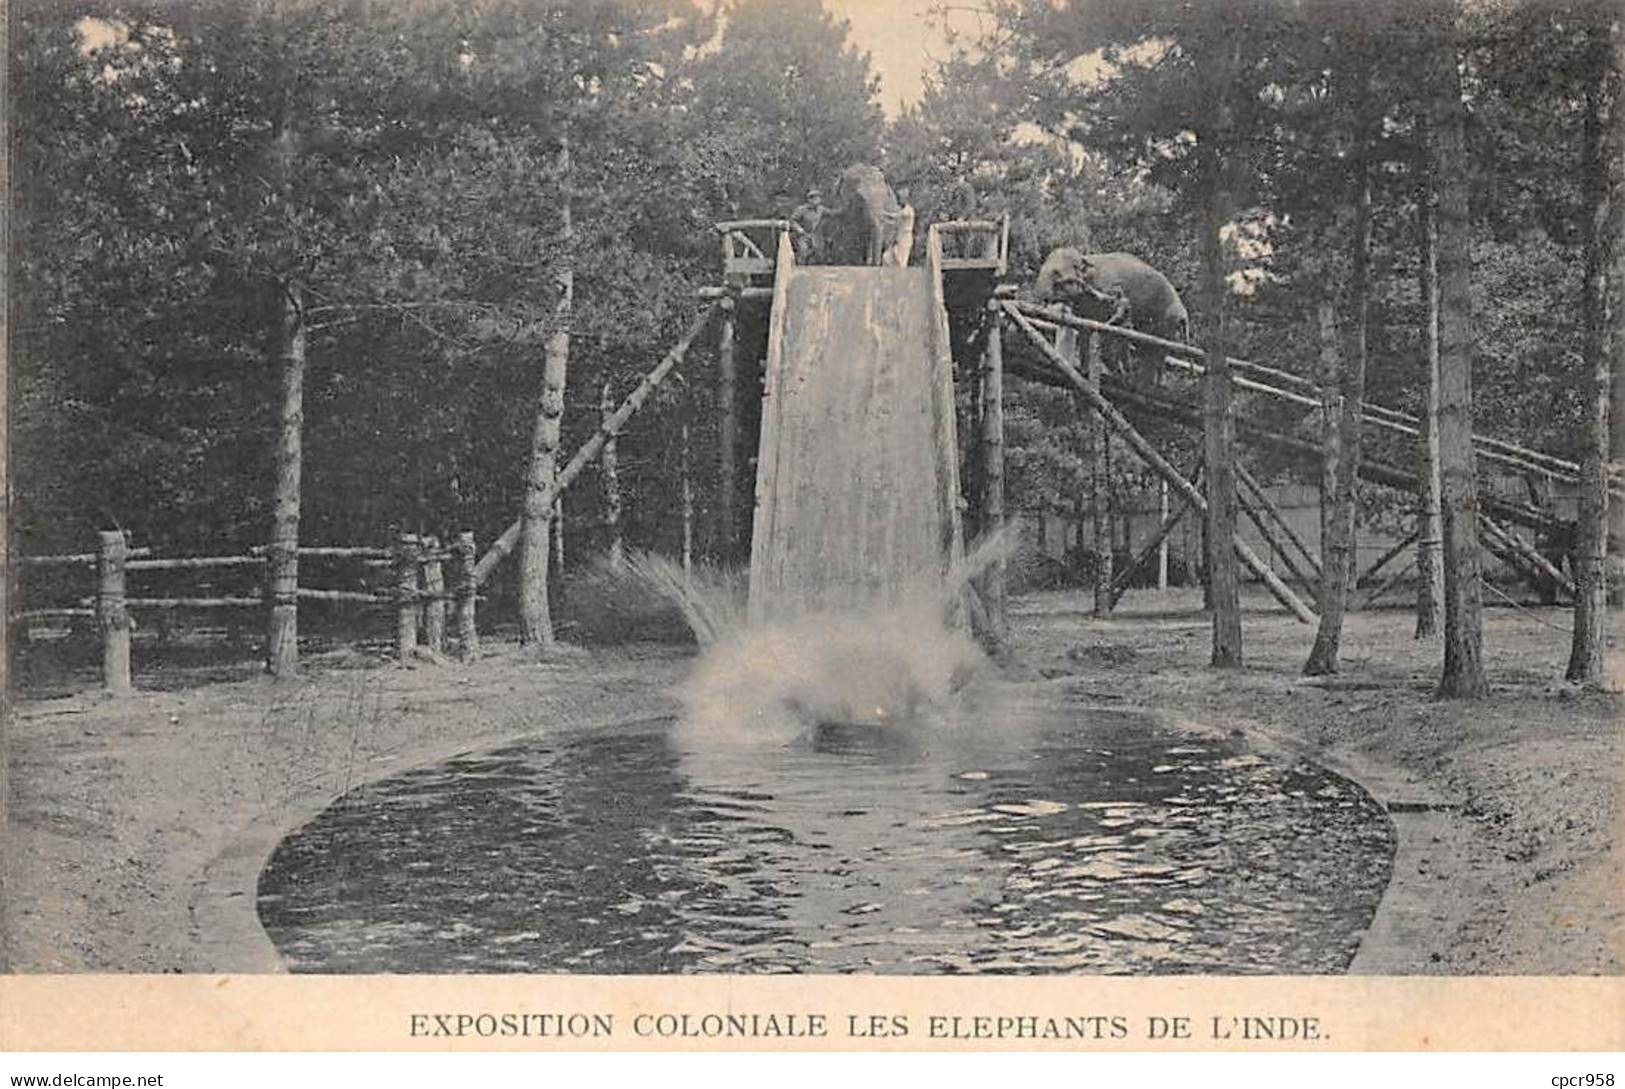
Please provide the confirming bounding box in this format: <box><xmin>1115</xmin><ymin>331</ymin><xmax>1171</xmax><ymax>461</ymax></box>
<box><xmin>519</xmin><ymin>132</ymin><xmax>572</xmax><ymax>649</ymax></box>
<box><xmin>1611</xmin><ymin>16</ymin><xmax>1625</xmax><ymax>608</ymax></box>
<box><xmin>1415</xmin><ymin>118</ymin><xmax>1446</xmax><ymax>639</ymax></box>
<box><xmin>1428</xmin><ymin>4</ymin><xmax>1489</xmax><ymax>698</ymax></box>
<box><xmin>601</xmin><ymin>378</ymin><xmax>623</xmax><ymax>569</ymax></box>
<box><xmin>1202</xmin><ymin>36</ymin><xmax>1243</xmax><ymax>666</ymax></box>
<box><xmin>267</xmin><ymin>281</ymin><xmax>304</xmax><ymax>676</ymax></box>
<box><xmin>1307</xmin><ymin>63</ymin><xmax>1373</xmax><ymax>676</ymax></box>
<box><xmin>1567</xmin><ymin>13</ymin><xmax>1621</xmax><ymax>685</ymax></box>
<box><xmin>1316</xmin><ymin>299</ymin><xmax>1341</xmax><ymax>614</ymax></box>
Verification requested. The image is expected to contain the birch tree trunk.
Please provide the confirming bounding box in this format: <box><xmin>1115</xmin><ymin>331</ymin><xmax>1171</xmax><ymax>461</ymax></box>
<box><xmin>519</xmin><ymin>132</ymin><xmax>572</xmax><ymax>648</ymax></box>
<box><xmin>1428</xmin><ymin>4</ymin><xmax>1489</xmax><ymax>698</ymax></box>
<box><xmin>267</xmin><ymin>281</ymin><xmax>305</xmax><ymax>676</ymax></box>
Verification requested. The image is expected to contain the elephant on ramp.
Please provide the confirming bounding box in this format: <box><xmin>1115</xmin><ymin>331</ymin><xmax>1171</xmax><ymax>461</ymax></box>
<box><xmin>821</xmin><ymin>165</ymin><xmax>903</xmax><ymax>267</ymax></box>
<box><xmin>1035</xmin><ymin>249</ymin><xmax>1190</xmax><ymax>344</ymax></box>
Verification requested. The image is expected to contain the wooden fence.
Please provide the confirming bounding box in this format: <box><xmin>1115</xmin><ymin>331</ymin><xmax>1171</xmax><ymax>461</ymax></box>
<box><xmin>11</xmin><ymin>529</ymin><xmax>482</xmax><ymax>694</ymax></box>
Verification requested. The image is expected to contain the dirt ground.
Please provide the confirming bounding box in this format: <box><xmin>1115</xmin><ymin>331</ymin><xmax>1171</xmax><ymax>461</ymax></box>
<box><xmin>2</xmin><ymin>588</ymin><xmax>1619</xmax><ymax>974</ymax></box>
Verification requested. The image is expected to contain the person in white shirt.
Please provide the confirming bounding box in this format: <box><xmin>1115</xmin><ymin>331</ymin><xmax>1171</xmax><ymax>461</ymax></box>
<box><xmin>887</xmin><ymin>184</ymin><xmax>916</xmax><ymax>267</ymax></box>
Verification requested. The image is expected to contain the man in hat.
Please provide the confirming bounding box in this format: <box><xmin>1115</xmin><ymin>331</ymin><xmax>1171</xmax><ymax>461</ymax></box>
<box><xmin>790</xmin><ymin>186</ymin><xmax>826</xmax><ymax>264</ymax></box>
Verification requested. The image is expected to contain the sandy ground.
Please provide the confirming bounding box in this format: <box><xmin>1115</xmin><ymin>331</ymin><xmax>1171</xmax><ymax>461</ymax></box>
<box><xmin>2</xmin><ymin>589</ymin><xmax>1620</xmax><ymax>974</ymax></box>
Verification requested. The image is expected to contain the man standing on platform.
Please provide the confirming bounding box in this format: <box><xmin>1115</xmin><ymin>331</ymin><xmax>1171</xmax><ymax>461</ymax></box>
<box><xmin>888</xmin><ymin>184</ymin><xmax>916</xmax><ymax>267</ymax></box>
<box><xmin>790</xmin><ymin>187</ymin><xmax>826</xmax><ymax>264</ymax></box>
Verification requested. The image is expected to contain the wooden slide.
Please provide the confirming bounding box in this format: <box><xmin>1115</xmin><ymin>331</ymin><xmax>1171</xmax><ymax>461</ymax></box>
<box><xmin>747</xmin><ymin>231</ymin><xmax>965</xmax><ymax>625</ymax></box>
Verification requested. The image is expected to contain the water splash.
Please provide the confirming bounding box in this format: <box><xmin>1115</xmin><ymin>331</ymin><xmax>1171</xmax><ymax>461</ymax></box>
<box><xmin>621</xmin><ymin>529</ymin><xmax>1016</xmax><ymax>744</ymax></box>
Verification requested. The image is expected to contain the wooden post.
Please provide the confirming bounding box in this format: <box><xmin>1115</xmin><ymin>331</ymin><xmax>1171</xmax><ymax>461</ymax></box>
<box><xmin>681</xmin><ymin>419</ymin><xmax>695</xmax><ymax>574</ymax></box>
<box><xmin>395</xmin><ymin>532</ymin><xmax>419</xmax><ymax>663</ymax></box>
<box><xmin>97</xmin><ymin>530</ymin><xmax>131</xmax><ymax>695</ymax></box>
<box><xmin>979</xmin><ymin>301</ymin><xmax>1007</xmax><ymax>640</ymax></box>
<box><xmin>601</xmin><ymin>379</ymin><xmax>624</xmax><ymax>569</ymax></box>
<box><xmin>717</xmin><ymin>295</ymin><xmax>738</xmax><ymax>562</ymax></box>
<box><xmin>453</xmin><ymin>531</ymin><xmax>479</xmax><ymax>660</ymax></box>
<box><xmin>1088</xmin><ymin>332</ymin><xmax>1114</xmax><ymax>616</ymax></box>
<box><xmin>422</xmin><ymin>536</ymin><xmax>446</xmax><ymax>655</ymax></box>
<box><xmin>1157</xmin><ymin>479</ymin><xmax>1170</xmax><ymax>590</ymax></box>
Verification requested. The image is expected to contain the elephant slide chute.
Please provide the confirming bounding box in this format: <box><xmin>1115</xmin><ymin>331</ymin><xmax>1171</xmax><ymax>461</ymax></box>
<box><xmin>749</xmin><ymin>244</ymin><xmax>963</xmax><ymax>625</ymax></box>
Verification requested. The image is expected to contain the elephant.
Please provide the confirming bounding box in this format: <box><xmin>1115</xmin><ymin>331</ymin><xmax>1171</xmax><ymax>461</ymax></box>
<box><xmin>820</xmin><ymin>164</ymin><xmax>902</xmax><ymax>266</ymax></box>
<box><xmin>1034</xmin><ymin>249</ymin><xmax>1191</xmax><ymax>344</ymax></box>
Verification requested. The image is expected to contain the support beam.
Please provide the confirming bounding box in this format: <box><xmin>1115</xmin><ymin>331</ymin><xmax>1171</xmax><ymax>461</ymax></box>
<box><xmin>716</xmin><ymin>296</ymin><xmax>738</xmax><ymax>561</ymax></box>
<box><xmin>1235</xmin><ymin>480</ymin><xmax>1321</xmax><ymax>603</ymax></box>
<box><xmin>1002</xmin><ymin>349</ymin><xmax>1567</xmax><ymax>536</ymax></box>
<box><xmin>474</xmin><ymin>305</ymin><xmax>717</xmax><ymax>587</ymax></box>
<box><xmin>1236</xmin><ymin>463</ymin><xmax>1322</xmax><ymax>580</ymax></box>
<box><xmin>1110</xmin><ymin>462</ymin><xmax>1200</xmax><ymax>607</ymax></box>
<box><xmin>1478</xmin><ymin>514</ymin><xmax>1575</xmax><ymax>599</ymax></box>
<box><xmin>1087</xmin><ymin>332</ymin><xmax>1114</xmax><ymax>616</ymax></box>
<box><xmin>1004</xmin><ymin>304</ymin><xmax>1316</xmax><ymax>624</ymax></box>
<box><xmin>1361</xmin><ymin>558</ymin><xmax>1416</xmax><ymax>610</ymax></box>
<box><xmin>1356</xmin><ymin>530</ymin><xmax>1421</xmax><ymax>590</ymax></box>
<box><xmin>1157</xmin><ymin>479</ymin><xmax>1170</xmax><ymax>589</ymax></box>
<box><xmin>1011</xmin><ymin>301</ymin><xmax>1592</xmax><ymax>488</ymax></box>
<box><xmin>978</xmin><ymin>301</ymin><xmax>1008</xmax><ymax>641</ymax></box>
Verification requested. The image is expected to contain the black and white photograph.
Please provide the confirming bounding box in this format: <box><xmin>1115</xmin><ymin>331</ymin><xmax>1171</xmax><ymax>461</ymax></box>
<box><xmin>1</xmin><ymin>0</ymin><xmax>1620</xmax><ymax>1051</ymax></box>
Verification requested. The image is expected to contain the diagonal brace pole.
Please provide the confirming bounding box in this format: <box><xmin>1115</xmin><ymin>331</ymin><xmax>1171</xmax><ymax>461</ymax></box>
<box><xmin>1109</xmin><ymin>461</ymin><xmax>1200</xmax><ymax>608</ymax></box>
<box><xmin>1235</xmin><ymin>462</ymin><xmax>1322</xmax><ymax>580</ymax></box>
<box><xmin>474</xmin><ymin>305</ymin><xmax>718</xmax><ymax>587</ymax></box>
<box><xmin>1004</xmin><ymin>303</ymin><xmax>1316</xmax><ymax>623</ymax></box>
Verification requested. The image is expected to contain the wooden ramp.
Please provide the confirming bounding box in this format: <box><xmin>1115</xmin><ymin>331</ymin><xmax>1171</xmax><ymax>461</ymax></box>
<box><xmin>748</xmin><ymin>234</ymin><xmax>963</xmax><ymax>625</ymax></box>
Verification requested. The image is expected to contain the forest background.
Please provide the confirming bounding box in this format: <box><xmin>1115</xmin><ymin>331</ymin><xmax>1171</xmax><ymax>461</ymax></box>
<box><xmin>10</xmin><ymin>0</ymin><xmax>1611</xmax><ymax>640</ymax></box>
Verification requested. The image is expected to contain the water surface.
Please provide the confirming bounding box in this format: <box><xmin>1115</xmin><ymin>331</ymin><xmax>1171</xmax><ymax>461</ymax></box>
<box><xmin>259</xmin><ymin>700</ymin><xmax>1394</xmax><ymax>974</ymax></box>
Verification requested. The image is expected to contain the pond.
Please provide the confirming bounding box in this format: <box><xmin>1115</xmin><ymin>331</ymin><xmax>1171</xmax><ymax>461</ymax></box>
<box><xmin>258</xmin><ymin>696</ymin><xmax>1395</xmax><ymax>974</ymax></box>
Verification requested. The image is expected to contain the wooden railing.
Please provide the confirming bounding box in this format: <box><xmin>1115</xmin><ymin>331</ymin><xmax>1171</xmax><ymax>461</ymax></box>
<box><xmin>12</xmin><ymin>530</ymin><xmax>483</xmax><ymax>694</ymax></box>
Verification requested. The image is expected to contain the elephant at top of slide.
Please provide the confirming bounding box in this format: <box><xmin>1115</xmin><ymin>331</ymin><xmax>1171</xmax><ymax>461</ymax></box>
<box><xmin>820</xmin><ymin>164</ymin><xmax>903</xmax><ymax>266</ymax></box>
<box><xmin>1034</xmin><ymin>248</ymin><xmax>1191</xmax><ymax>344</ymax></box>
